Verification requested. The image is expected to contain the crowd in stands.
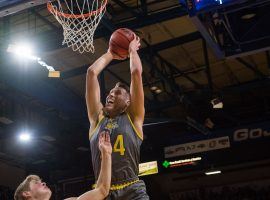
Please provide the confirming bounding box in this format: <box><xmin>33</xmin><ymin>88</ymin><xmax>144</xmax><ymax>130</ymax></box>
<box><xmin>171</xmin><ymin>184</ymin><xmax>270</xmax><ymax>200</ymax></box>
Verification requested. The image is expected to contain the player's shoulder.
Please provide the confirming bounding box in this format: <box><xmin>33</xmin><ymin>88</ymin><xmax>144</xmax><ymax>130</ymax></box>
<box><xmin>89</xmin><ymin>110</ymin><xmax>105</xmax><ymax>139</ymax></box>
<box><xmin>126</xmin><ymin>112</ymin><xmax>144</xmax><ymax>140</ymax></box>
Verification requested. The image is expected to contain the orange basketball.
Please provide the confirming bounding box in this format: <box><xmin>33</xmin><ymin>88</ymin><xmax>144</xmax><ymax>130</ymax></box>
<box><xmin>109</xmin><ymin>28</ymin><xmax>135</xmax><ymax>59</ymax></box>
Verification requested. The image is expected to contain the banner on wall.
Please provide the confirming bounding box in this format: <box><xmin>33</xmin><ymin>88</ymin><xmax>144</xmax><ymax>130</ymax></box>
<box><xmin>233</xmin><ymin>128</ymin><xmax>270</xmax><ymax>142</ymax></box>
<box><xmin>164</xmin><ymin>136</ymin><xmax>230</xmax><ymax>158</ymax></box>
<box><xmin>163</xmin><ymin>157</ymin><xmax>202</xmax><ymax>168</ymax></box>
<box><xmin>139</xmin><ymin>161</ymin><xmax>158</xmax><ymax>176</ymax></box>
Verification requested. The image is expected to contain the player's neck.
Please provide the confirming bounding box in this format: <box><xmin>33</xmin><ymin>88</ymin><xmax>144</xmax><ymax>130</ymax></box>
<box><xmin>103</xmin><ymin>107</ymin><xmax>125</xmax><ymax>118</ymax></box>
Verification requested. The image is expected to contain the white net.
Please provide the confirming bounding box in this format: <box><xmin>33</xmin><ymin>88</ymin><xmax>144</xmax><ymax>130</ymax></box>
<box><xmin>47</xmin><ymin>0</ymin><xmax>107</xmax><ymax>54</ymax></box>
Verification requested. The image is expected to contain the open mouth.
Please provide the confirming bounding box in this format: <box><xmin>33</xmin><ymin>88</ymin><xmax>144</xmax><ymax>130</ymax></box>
<box><xmin>107</xmin><ymin>99</ymin><xmax>114</xmax><ymax>105</ymax></box>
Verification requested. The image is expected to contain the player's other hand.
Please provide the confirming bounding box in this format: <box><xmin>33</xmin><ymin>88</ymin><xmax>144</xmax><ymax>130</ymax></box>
<box><xmin>99</xmin><ymin>130</ymin><xmax>112</xmax><ymax>155</ymax></box>
<box><xmin>129</xmin><ymin>34</ymin><xmax>141</xmax><ymax>53</ymax></box>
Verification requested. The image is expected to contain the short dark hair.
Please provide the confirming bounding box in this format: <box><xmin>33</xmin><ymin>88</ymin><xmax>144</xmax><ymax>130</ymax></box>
<box><xmin>115</xmin><ymin>82</ymin><xmax>130</xmax><ymax>93</ymax></box>
<box><xmin>14</xmin><ymin>175</ymin><xmax>41</xmax><ymax>200</ymax></box>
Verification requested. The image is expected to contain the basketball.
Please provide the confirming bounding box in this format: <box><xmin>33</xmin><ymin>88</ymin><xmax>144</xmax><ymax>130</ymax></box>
<box><xmin>109</xmin><ymin>28</ymin><xmax>135</xmax><ymax>58</ymax></box>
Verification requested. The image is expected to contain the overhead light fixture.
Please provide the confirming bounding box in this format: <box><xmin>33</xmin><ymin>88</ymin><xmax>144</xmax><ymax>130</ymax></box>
<box><xmin>19</xmin><ymin>131</ymin><xmax>31</xmax><ymax>142</ymax></box>
<box><xmin>0</xmin><ymin>117</ymin><xmax>13</xmax><ymax>125</ymax></box>
<box><xmin>150</xmin><ymin>86</ymin><xmax>158</xmax><ymax>91</ymax></box>
<box><xmin>205</xmin><ymin>170</ymin><xmax>221</xmax><ymax>175</ymax></box>
<box><xmin>7</xmin><ymin>43</ymin><xmax>35</xmax><ymax>59</ymax></box>
<box><xmin>150</xmin><ymin>85</ymin><xmax>162</xmax><ymax>94</ymax></box>
<box><xmin>7</xmin><ymin>43</ymin><xmax>60</xmax><ymax>78</ymax></box>
<box><xmin>241</xmin><ymin>13</ymin><xmax>256</xmax><ymax>20</ymax></box>
<box><xmin>211</xmin><ymin>98</ymin><xmax>223</xmax><ymax>109</ymax></box>
<box><xmin>205</xmin><ymin>118</ymin><xmax>214</xmax><ymax>129</ymax></box>
<box><xmin>155</xmin><ymin>89</ymin><xmax>162</xmax><ymax>94</ymax></box>
<box><xmin>41</xmin><ymin>135</ymin><xmax>56</xmax><ymax>142</ymax></box>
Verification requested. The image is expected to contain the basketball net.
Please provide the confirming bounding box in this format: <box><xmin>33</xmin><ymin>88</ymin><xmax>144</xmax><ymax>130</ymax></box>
<box><xmin>47</xmin><ymin>0</ymin><xmax>107</xmax><ymax>54</ymax></box>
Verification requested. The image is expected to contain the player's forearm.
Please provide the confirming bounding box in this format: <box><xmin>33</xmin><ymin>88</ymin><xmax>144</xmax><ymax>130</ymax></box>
<box><xmin>129</xmin><ymin>50</ymin><xmax>142</xmax><ymax>75</ymax></box>
<box><xmin>87</xmin><ymin>52</ymin><xmax>113</xmax><ymax>76</ymax></box>
<box><xmin>96</xmin><ymin>152</ymin><xmax>111</xmax><ymax>196</ymax></box>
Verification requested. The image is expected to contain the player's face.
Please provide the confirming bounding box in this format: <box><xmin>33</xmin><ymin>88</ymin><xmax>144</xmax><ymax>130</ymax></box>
<box><xmin>26</xmin><ymin>179</ymin><xmax>52</xmax><ymax>199</ymax></box>
<box><xmin>105</xmin><ymin>87</ymin><xmax>130</xmax><ymax>114</ymax></box>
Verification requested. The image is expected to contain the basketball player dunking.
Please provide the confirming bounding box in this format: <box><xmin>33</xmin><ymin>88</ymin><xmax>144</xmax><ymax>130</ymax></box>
<box><xmin>86</xmin><ymin>34</ymin><xmax>149</xmax><ymax>199</ymax></box>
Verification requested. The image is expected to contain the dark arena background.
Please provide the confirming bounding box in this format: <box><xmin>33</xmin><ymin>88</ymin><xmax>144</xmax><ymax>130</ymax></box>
<box><xmin>0</xmin><ymin>0</ymin><xmax>270</xmax><ymax>199</ymax></box>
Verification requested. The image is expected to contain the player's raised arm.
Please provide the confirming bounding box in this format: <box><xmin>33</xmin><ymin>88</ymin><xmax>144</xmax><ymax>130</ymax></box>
<box><xmin>69</xmin><ymin>132</ymin><xmax>112</xmax><ymax>200</ymax></box>
<box><xmin>86</xmin><ymin>52</ymin><xmax>113</xmax><ymax>124</ymax></box>
<box><xmin>128</xmin><ymin>35</ymin><xmax>145</xmax><ymax>135</ymax></box>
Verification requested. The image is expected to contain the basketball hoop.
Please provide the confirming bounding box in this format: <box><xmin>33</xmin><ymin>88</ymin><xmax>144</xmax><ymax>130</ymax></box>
<box><xmin>47</xmin><ymin>0</ymin><xmax>108</xmax><ymax>53</ymax></box>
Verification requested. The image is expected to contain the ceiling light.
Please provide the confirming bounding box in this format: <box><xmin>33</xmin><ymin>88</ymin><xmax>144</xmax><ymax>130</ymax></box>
<box><xmin>205</xmin><ymin>118</ymin><xmax>214</xmax><ymax>129</ymax></box>
<box><xmin>205</xmin><ymin>170</ymin><xmax>221</xmax><ymax>175</ymax></box>
<box><xmin>41</xmin><ymin>135</ymin><xmax>56</xmax><ymax>142</ymax></box>
<box><xmin>19</xmin><ymin>131</ymin><xmax>31</xmax><ymax>142</ymax></box>
<box><xmin>211</xmin><ymin>98</ymin><xmax>223</xmax><ymax>109</ymax></box>
<box><xmin>155</xmin><ymin>89</ymin><xmax>162</xmax><ymax>94</ymax></box>
<box><xmin>0</xmin><ymin>117</ymin><xmax>13</xmax><ymax>125</ymax></box>
<box><xmin>241</xmin><ymin>13</ymin><xmax>256</xmax><ymax>20</ymax></box>
<box><xmin>150</xmin><ymin>86</ymin><xmax>158</xmax><ymax>91</ymax></box>
<box><xmin>7</xmin><ymin>43</ymin><xmax>60</xmax><ymax>78</ymax></box>
<box><xmin>7</xmin><ymin>43</ymin><xmax>37</xmax><ymax>60</ymax></box>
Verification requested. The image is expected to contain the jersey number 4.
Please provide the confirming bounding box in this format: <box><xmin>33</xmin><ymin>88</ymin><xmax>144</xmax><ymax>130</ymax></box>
<box><xmin>113</xmin><ymin>135</ymin><xmax>125</xmax><ymax>155</ymax></box>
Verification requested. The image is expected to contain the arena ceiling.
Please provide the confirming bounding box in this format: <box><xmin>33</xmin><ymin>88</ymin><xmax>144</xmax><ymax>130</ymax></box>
<box><xmin>0</xmin><ymin>0</ymin><xmax>270</xmax><ymax>189</ymax></box>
